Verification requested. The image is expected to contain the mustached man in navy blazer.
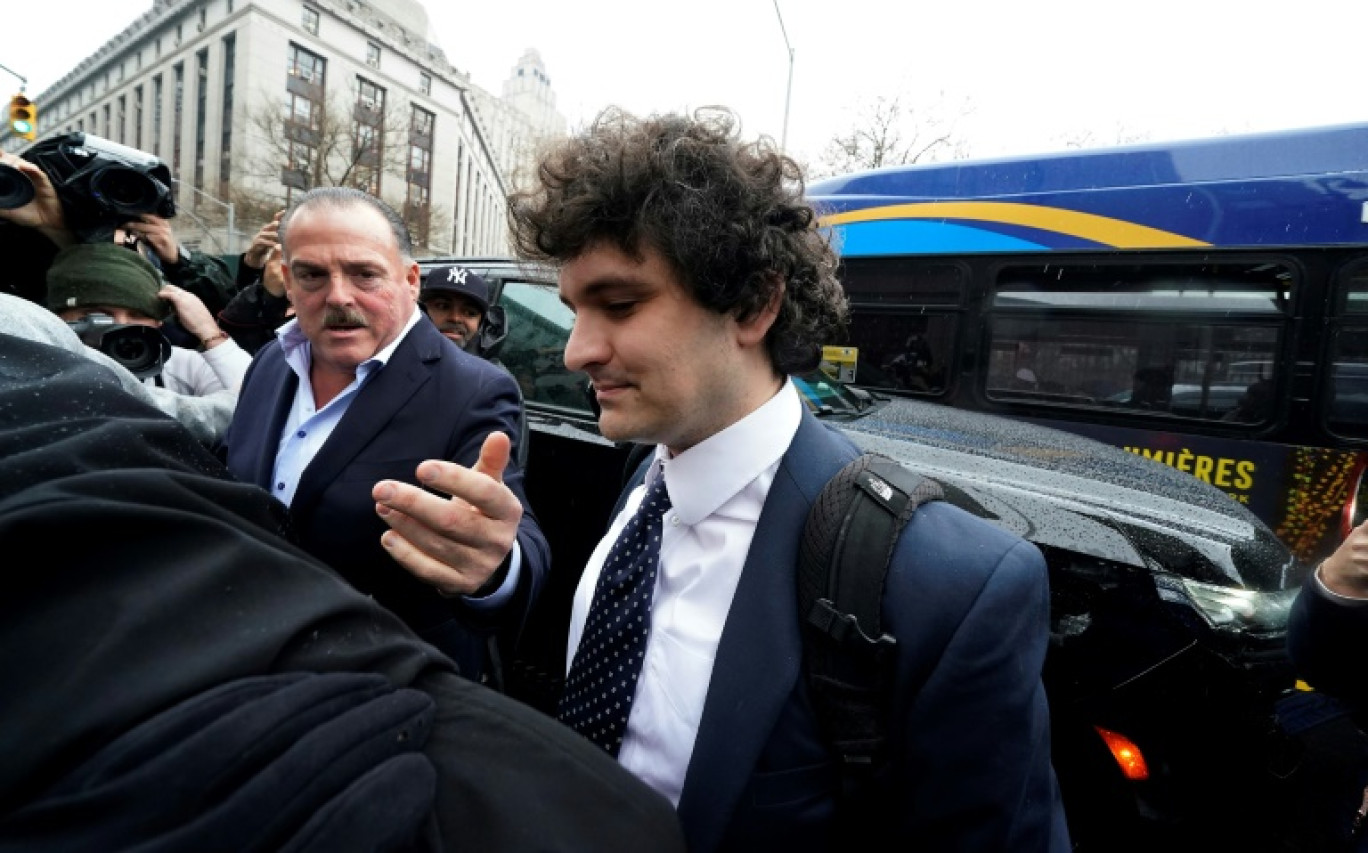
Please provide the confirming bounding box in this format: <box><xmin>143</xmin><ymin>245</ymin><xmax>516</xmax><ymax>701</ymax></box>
<box><xmin>371</xmin><ymin>110</ymin><xmax>1071</xmax><ymax>851</ymax></box>
<box><xmin>222</xmin><ymin>187</ymin><xmax>549</xmax><ymax>682</ymax></box>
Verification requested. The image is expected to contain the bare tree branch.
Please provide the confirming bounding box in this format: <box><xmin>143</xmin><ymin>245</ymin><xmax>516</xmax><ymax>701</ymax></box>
<box><xmin>814</xmin><ymin>92</ymin><xmax>975</xmax><ymax>179</ymax></box>
<box><xmin>241</xmin><ymin>85</ymin><xmax>453</xmax><ymax>253</ymax></box>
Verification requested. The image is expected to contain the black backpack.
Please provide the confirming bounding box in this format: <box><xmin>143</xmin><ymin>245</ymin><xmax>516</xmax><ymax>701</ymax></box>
<box><xmin>797</xmin><ymin>452</ymin><xmax>944</xmax><ymax>836</ymax></box>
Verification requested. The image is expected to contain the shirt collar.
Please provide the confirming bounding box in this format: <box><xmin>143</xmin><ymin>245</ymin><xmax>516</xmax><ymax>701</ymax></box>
<box><xmin>656</xmin><ymin>379</ymin><xmax>802</xmax><ymax>526</ymax></box>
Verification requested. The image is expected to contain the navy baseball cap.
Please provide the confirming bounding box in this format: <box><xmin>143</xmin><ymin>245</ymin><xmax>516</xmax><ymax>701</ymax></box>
<box><xmin>422</xmin><ymin>265</ymin><xmax>489</xmax><ymax>312</ymax></box>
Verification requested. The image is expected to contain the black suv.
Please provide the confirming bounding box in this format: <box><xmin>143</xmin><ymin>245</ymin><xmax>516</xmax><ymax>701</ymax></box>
<box><xmin>423</xmin><ymin>257</ymin><xmax>1317</xmax><ymax>851</ymax></box>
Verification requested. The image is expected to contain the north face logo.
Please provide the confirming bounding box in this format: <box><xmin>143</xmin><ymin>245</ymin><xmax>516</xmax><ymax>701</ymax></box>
<box><xmin>446</xmin><ymin>268</ymin><xmax>469</xmax><ymax>286</ymax></box>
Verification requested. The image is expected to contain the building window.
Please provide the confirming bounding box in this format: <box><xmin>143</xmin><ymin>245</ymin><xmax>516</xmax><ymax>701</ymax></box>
<box><xmin>102</xmin><ymin>104</ymin><xmax>111</xmax><ymax>138</ymax></box>
<box><xmin>152</xmin><ymin>74</ymin><xmax>163</xmax><ymax>156</ymax></box>
<box><xmin>302</xmin><ymin>6</ymin><xmax>319</xmax><ymax>34</ymax></box>
<box><xmin>411</xmin><ymin>105</ymin><xmax>434</xmax><ymax>140</ymax></box>
<box><xmin>406</xmin><ymin>106</ymin><xmax>435</xmax><ymax>249</ymax></box>
<box><xmin>451</xmin><ymin>140</ymin><xmax>464</xmax><ymax>252</ymax></box>
<box><xmin>419</xmin><ymin>72</ymin><xmax>431</xmax><ymax>96</ymax></box>
<box><xmin>288</xmin><ymin>43</ymin><xmax>326</xmax><ymax>86</ymax></box>
<box><xmin>193</xmin><ymin>48</ymin><xmax>208</xmax><ymax>194</ymax></box>
<box><xmin>117</xmin><ymin>95</ymin><xmax>127</xmax><ymax>144</ymax></box>
<box><xmin>173</xmin><ymin>62</ymin><xmax>184</xmax><ymax>202</ymax></box>
<box><xmin>366</xmin><ymin>42</ymin><xmax>381</xmax><ymax>69</ymax></box>
<box><xmin>353</xmin><ymin>77</ymin><xmax>385</xmax><ymax>195</ymax></box>
<box><xmin>220</xmin><ymin>34</ymin><xmax>235</xmax><ymax>193</ymax></box>
<box><xmin>284</xmin><ymin>44</ymin><xmax>326</xmax><ymax>192</ymax></box>
<box><xmin>408</xmin><ymin>144</ymin><xmax>431</xmax><ymax>176</ymax></box>
<box><xmin>357</xmin><ymin>78</ymin><xmax>383</xmax><ymax>112</ymax></box>
<box><xmin>134</xmin><ymin>85</ymin><xmax>144</xmax><ymax>150</ymax></box>
<box><xmin>286</xmin><ymin>93</ymin><xmax>319</xmax><ymax>128</ymax></box>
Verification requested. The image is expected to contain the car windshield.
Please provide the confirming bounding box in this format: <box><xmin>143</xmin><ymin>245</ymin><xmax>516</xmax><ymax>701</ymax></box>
<box><xmin>794</xmin><ymin>371</ymin><xmax>874</xmax><ymax>417</ymax></box>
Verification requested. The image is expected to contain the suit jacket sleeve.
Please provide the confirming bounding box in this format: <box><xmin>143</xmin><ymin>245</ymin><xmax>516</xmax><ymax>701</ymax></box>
<box><xmin>885</xmin><ymin>503</ymin><xmax>1070</xmax><ymax>851</ymax></box>
<box><xmin>1288</xmin><ymin>571</ymin><xmax>1368</xmax><ymax>709</ymax></box>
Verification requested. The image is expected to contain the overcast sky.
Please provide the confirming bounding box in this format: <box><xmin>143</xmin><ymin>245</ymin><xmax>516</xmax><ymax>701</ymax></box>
<box><xmin>7</xmin><ymin>0</ymin><xmax>1364</xmax><ymax>167</ymax></box>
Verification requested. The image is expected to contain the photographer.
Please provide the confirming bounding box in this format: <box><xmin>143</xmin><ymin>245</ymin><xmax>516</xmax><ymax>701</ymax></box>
<box><xmin>0</xmin><ymin>132</ymin><xmax>237</xmax><ymax>314</ymax></box>
<box><xmin>0</xmin><ymin>149</ymin><xmax>71</xmax><ymax>306</ymax></box>
<box><xmin>47</xmin><ymin>241</ymin><xmax>250</xmax><ymax>396</ymax></box>
<box><xmin>217</xmin><ymin>212</ymin><xmax>294</xmax><ymax>355</ymax></box>
<box><xmin>0</xmin><ymin>292</ymin><xmax>234</xmax><ymax>446</ymax></box>
<box><xmin>0</xmin><ymin>145</ymin><xmax>242</xmax><ymax>445</ymax></box>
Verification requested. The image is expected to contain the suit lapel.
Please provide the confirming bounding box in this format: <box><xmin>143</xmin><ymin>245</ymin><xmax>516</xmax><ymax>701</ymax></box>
<box><xmin>291</xmin><ymin>321</ymin><xmax>441</xmax><ymax>513</ymax></box>
<box><xmin>242</xmin><ymin>348</ymin><xmax>297</xmax><ymax>491</ymax></box>
<box><xmin>676</xmin><ymin>412</ymin><xmax>855</xmax><ymax>851</ymax></box>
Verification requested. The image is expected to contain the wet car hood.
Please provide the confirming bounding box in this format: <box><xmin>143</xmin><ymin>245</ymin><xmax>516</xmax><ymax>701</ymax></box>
<box><xmin>830</xmin><ymin>395</ymin><xmax>1302</xmax><ymax>591</ymax></box>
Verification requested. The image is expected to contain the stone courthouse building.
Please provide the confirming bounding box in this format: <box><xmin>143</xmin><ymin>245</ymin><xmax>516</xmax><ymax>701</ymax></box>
<box><xmin>9</xmin><ymin>0</ymin><xmax>566</xmax><ymax>256</ymax></box>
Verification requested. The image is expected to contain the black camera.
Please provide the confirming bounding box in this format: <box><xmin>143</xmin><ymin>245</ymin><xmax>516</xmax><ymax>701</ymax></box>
<box><xmin>1</xmin><ymin>132</ymin><xmax>175</xmax><ymax>243</ymax></box>
<box><xmin>67</xmin><ymin>313</ymin><xmax>172</xmax><ymax>380</ymax></box>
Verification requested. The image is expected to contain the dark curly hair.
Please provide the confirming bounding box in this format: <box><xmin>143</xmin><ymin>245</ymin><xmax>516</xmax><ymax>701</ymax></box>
<box><xmin>508</xmin><ymin>106</ymin><xmax>847</xmax><ymax>375</ymax></box>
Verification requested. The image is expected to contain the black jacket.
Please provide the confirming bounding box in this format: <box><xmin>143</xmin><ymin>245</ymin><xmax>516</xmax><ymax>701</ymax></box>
<box><xmin>0</xmin><ymin>331</ymin><xmax>683</xmax><ymax>852</ymax></box>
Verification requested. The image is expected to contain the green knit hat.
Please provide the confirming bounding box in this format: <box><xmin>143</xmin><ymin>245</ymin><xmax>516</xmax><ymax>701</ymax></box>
<box><xmin>46</xmin><ymin>243</ymin><xmax>168</xmax><ymax>321</ymax></box>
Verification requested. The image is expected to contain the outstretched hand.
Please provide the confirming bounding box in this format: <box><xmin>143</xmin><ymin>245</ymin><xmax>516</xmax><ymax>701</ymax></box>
<box><xmin>372</xmin><ymin>431</ymin><xmax>523</xmax><ymax>596</ymax></box>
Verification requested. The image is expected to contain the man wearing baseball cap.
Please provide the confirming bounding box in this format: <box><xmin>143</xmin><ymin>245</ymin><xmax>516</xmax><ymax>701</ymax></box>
<box><xmin>421</xmin><ymin>264</ymin><xmax>490</xmax><ymax>351</ymax></box>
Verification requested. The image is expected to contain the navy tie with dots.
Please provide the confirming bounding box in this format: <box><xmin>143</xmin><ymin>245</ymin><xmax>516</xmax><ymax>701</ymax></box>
<box><xmin>558</xmin><ymin>471</ymin><xmax>672</xmax><ymax>757</ymax></box>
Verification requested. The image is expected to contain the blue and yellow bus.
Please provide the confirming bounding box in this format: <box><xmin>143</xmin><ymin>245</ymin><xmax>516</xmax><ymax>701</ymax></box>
<box><xmin>808</xmin><ymin>122</ymin><xmax>1368</xmax><ymax>564</ymax></box>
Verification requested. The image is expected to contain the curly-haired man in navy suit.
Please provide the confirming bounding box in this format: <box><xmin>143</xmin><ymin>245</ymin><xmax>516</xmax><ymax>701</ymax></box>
<box><xmin>372</xmin><ymin>108</ymin><xmax>1070</xmax><ymax>852</ymax></box>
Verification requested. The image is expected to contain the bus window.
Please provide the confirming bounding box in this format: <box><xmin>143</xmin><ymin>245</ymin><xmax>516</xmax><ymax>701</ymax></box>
<box><xmin>848</xmin><ymin>311</ymin><xmax>956</xmax><ymax>393</ymax></box>
<box><xmin>839</xmin><ymin>258</ymin><xmax>964</xmax><ymax>395</ymax></box>
<box><xmin>1328</xmin><ymin>261</ymin><xmax>1368</xmax><ymax>439</ymax></box>
<box><xmin>984</xmin><ymin>261</ymin><xmax>1289</xmax><ymax>423</ymax></box>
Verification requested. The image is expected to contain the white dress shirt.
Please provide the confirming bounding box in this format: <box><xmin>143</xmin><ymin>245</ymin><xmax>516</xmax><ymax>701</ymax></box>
<box><xmin>566</xmin><ymin>379</ymin><xmax>803</xmax><ymax>805</ymax></box>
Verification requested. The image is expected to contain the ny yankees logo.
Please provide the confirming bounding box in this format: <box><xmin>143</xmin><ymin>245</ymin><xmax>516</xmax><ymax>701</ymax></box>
<box><xmin>446</xmin><ymin>267</ymin><xmax>469</xmax><ymax>286</ymax></box>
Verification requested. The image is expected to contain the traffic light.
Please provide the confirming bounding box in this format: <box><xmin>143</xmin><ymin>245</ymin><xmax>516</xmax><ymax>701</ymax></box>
<box><xmin>9</xmin><ymin>94</ymin><xmax>36</xmax><ymax>142</ymax></box>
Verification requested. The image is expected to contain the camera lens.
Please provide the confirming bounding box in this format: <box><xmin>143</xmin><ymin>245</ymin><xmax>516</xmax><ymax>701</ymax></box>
<box><xmin>102</xmin><ymin>325</ymin><xmax>169</xmax><ymax>379</ymax></box>
<box><xmin>108</xmin><ymin>331</ymin><xmax>151</xmax><ymax>363</ymax></box>
<box><xmin>0</xmin><ymin>163</ymin><xmax>36</xmax><ymax>210</ymax></box>
<box><xmin>89</xmin><ymin>166</ymin><xmax>160</xmax><ymax>215</ymax></box>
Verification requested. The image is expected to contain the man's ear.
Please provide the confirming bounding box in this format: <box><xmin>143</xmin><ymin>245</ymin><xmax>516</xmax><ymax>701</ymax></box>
<box><xmin>736</xmin><ymin>277</ymin><xmax>784</xmax><ymax>348</ymax></box>
<box><xmin>405</xmin><ymin>261</ymin><xmax>421</xmax><ymax>300</ymax></box>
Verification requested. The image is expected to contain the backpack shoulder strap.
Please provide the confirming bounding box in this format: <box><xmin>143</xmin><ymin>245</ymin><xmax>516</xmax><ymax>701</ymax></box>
<box><xmin>797</xmin><ymin>452</ymin><xmax>944</xmax><ymax>818</ymax></box>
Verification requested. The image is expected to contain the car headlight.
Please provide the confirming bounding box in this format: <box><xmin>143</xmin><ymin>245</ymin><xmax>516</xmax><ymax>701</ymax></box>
<box><xmin>1155</xmin><ymin>574</ymin><xmax>1297</xmax><ymax>634</ymax></box>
